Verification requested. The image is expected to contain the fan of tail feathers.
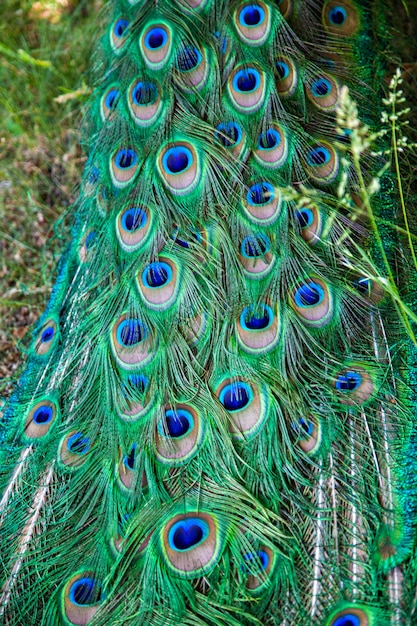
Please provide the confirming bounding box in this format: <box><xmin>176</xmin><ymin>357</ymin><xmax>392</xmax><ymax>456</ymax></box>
<box><xmin>1</xmin><ymin>0</ymin><xmax>417</xmax><ymax>624</ymax></box>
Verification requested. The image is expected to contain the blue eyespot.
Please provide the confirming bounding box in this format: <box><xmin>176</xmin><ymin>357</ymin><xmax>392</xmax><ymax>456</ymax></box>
<box><xmin>124</xmin><ymin>444</ymin><xmax>137</xmax><ymax>470</ymax></box>
<box><xmin>33</xmin><ymin>405</ymin><xmax>53</xmax><ymax>425</ymax></box>
<box><xmin>243</xmin><ymin>549</ymin><xmax>269</xmax><ymax>570</ymax></box>
<box><xmin>163</xmin><ymin>408</ymin><xmax>194</xmax><ymax>438</ymax></box>
<box><xmin>162</xmin><ymin>146</ymin><xmax>192</xmax><ymax>174</ymax></box>
<box><xmin>85</xmin><ymin>231</ymin><xmax>96</xmax><ymax>250</ymax></box>
<box><xmin>144</xmin><ymin>27</ymin><xmax>167</xmax><ymax>50</ymax></box>
<box><xmin>335</xmin><ymin>371</ymin><xmax>362</xmax><ymax>392</ymax></box>
<box><xmin>258</xmin><ymin>129</ymin><xmax>281</xmax><ymax>150</ymax></box>
<box><xmin>215</xmin><ymin>122</ymin><xmax>242</xmax><ymax>147</ymax></box>
<box><xmin>214</xmin><ymin>31</ymin><xmax>228</xmax><ymax>54</ymax></box>
<box><xmin>311</xmin><ymin>78</ymin><xmax>332</xmax><ymax>97</ymax></box>
<box><xmin>117</xmin><ymin>319</ymin><xmax>147</xmax><ymax>346</ymax></box>
<box><xmin>332</xmin><ymin>615</ymin><xmax>360</xmax><ymax>626</ymax></box>
<box><xmin>176</xmin><ymin>46</ymin><xmax>201</xmax><ymax>71</ymax></box>
<box><xmin>105</xmin><ymin>89</ymin><xmax>119</xmax><ymax>110</ymax></box>
<box><xmin>114</xmin><ymin>19</ymin><xmax>129</xmax><ymax>38</ymax></box>
<box><xmin>233</xmin><ymin>68</ymin><xmax>260</xmax><ymax>92</ymax></box>
<box><xmin>276</xmin><ymin>61</ymin><xmax>289</xmax><ymax>79</ymax></box>
<box><xmin>328</xmin><ymin>6</ymin><xmax>347</xmax><ymax>26</ymax></box>
<box><xmin>241</xmin><ymin>304</ymin><xmax>272</xmax><ymax>330</ymax></box>
<box><xmin>295</xmin><ymin>209</ymin><xmax>314</xmax><ymax>228</ymax></box>
<box><xmin>219</xmin><ymin>381</ymin><xmax>252</xmax><ymax>411</ymax></box>
<box><xmin>126</xmin><ymin>373</ymin><xmax>148</xmax><ymax>394</ymax></box>
<box><xmin>142</xmin><ymin>261</ymin><xmax>172</xmax><ymax>288</ymax></box>
<box><xmin>121</xmin><ymin>208</ymin><xmax>147</xmax><ymax>232</ymax></box>
<box><xmin>241</xmin><ymin>234</ymin><xmax>270</xmax><ymax>258</ymax></box>
<box><xmin>293</xmin><ymin>417</ymin><xmax>314</xmax><ymax>437</ymax></box>
<box><xmin>169</xmin><ymin>518</ymin><xmax>209</xmax><ymax>551</ymax></box>
<box><xmin>247</xmin><ymin>182</ymin><xmax>274</xmax><ymax>206</ymax></box>
<box><xmin>354</xmin><ymin>278</ymin><xmax>372</xmax><ymax>295</ymax></box>
<box><xmin>115</xmin><ymin>149</ymin><xmax>138</xmax><ymax>169</ymax></box>
<box><xmin>240</xmin><ymin>5</ymin><xmax>265</xmax><ymax>27</ymax></box>
<box><xmin>67</xmin><ymin>433</ymin><xmax>91</xmax><ymax>455</ymax></box>
<box><xmin>307</xmin><ymin>146</ymin><xmax>331</xmax><ymax>167</ymax></box>
<box><xmin>41</xmin><ymin>326</ymin><xmax>55</xmax><ymax>343</ymax></box>
<box><xmin>294</xmin><ymin>282</ymin><xmax>324</xmax><ymax>307</ymax></box>
<box><xmin>70</xmin><ymin>577</ymin><xmax>101</xmax><ymax>606</ymax></box>
<box><xmin>132</xmin><ymin>82</ymin><xmax>157</xmax><ymax>105</ymax></box>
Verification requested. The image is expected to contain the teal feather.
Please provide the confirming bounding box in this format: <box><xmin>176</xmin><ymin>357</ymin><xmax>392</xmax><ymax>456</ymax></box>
<box><xmin>1</xmin><ymin>1</ymin><xmax>417</xmax><ymax>625</ymax></box>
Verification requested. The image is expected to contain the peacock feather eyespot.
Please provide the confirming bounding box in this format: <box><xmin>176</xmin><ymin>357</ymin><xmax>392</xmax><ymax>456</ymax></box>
<box><xmin>59</xmin><ymin>431</ymin><xmax>91</xmax><ymax>469</ymax></box>
<box><xmin>227</xmin><ymin>65</ymin><xmax>266</xmax><ymax>113</ymax></box>
<box><xmin>236</xmin><ymin>302</ymin><xmax>281</xmax><ymax>355</ymax></box>
<box><xmin>234</xmin><ymin>2</ymin><xmax>271</xmax><ymax>47</ymax></box>
<box><xmin>117</xmin><ymin>444</ymin><xmax>139</xmax><ymax>490</ymax></box>
<box><xmin>215</xmin><ymin>121</ymin><xmax>247</xmax><ymax>159</ymax></box>
<box><xmin>62</xmin><ymin>572</ymin><xmax>103</xmax><ymax>625</ymax></box>
<box><xmin>294</xmin><ymin>282</ymin><xmax>325</xmax><ymax>307</ymax></box>
<box><xmin>110</xmin><ymin>147</ymin><xmax>139</xmax><ymax>188</ymax></box>
<box><xmin>124</xmin><ymin>444</ymin><xmax>137</xmax><ymax>470</ymax></box>
<box><xmin>156</xmin><ymin>404</ymin><xmax>204</xmax><ymax>465</ymax></box>
<box><xmin>304</xmin><ymin>141</ymin><xmax>339</xmax><ymax>184</ymax></box>
<box><xmin>216</xmin><ymin>376</ymin><xmax>268</xmax><ymax>439</ymax></box>
<box><xmin>140</xmin><ymin>22</ymin><xmax>173</xmax><ymax>70</ymax></box>
<box><xmin>215</xmin><ymin>122</ymin><xmax>239</xmax><ymax>147</ymax></box>
<box><xmin>306</xmin><ymin>74</ymin><xmax>340</xmax><ymax>111</ymax></box>
<box><xmin>322</xmin><ymin>1</ymin><xmax>360</xmax><ymax>37</ymax></box>
<box><xmin>34</xmin><ymin>318</ymin><xmax>58</xmax><ymax>356</ymax></box>
<box><xmin>175</xmin><ymin>45</ymin><xmax>209</xmax><ymax>91</ymax></box>
<box><xmin>324</xmin><ymin>604</ymin><xmax>378</xmax><ymax>626</ymax></box>
<box><xmin>254</xmin><ymin>124</ymin><xmax>288</xmax><ymax>169</ymax></box>
<box><xmin>354</xmin><ymin>277</ymin><xmax>372</xmax><ymax>296</ymax></box>
<box><xmin>117</xmin><ymin>319</ymin><xmax>146</xmax><ymax>346</ymax></box>
<box><xmin>294</xmin><ymin>204</ymin><xmax>323</xmax><ymax>245</ymax></box>
<box><xmin>157</xmin><ymin>142</ymin><xmax>201</xmax><ymax>196</ymax></box>
<box><xmin>143</xmin><ymin>261</ymin><xmax>171</xmax><ymax>286</ymax></box>
<box><xmin>125</xmin><ymin>373</ymin><xmax>149</xmax><ymax>396</ymax></box>
<box><xmin>111</xmin><ymin>314</ymin><xmax>155</xmax><ymax>369</ymax></box>
<box><xmin>243</xmin><ymin>182</ymin><xmax>281</xmax><ymax>224</ymax></box>
<box><xmin>276</xmin><ymin>0</ymin><xmax>292</xmax><ymax>19</ymax></box>
<box><xmin>243</xmin><ymin>546</ymin><xmax>275</xmax><ymax>592</ymax></box>
<box><xmin>160</xmin><ymin>511</ymin><xmax>222</xmax><ymax>577</ymax></box>
<box><xmin>137</xmin><ymin>256</ymin><xmax>179</xmax><ymax>310</ymax></box>
<box><xmin>351</xmin><ymin>275</ymin><xmax>384</xmax><ymax>303</ymax></box>
<box><xmin>111</xmin><ymin>18</ymin><xmax>129</xmax><ymax>52</ymax></box>
<box><xmin>333</xmin><ymin>363</ymin><xmax>375</xmax><ymax>406</ymax></box>
<box><xmin>290</xmin><ymin>278</ymin><xmax>333</xmax><ymax>327</ymax></box>
<box><xmin>101</xmin><ymin>86</ymin><xmax>120</xmax><ymax>121</ymax></box>
<box><xmin>275</xmin><ymin>56</ymin><xmax>297</xmax><ymax>96</ymax></box>
<box><xmin>220</xmin><ymin>380</ymin><xmax>252</xmax><ymax>411</ymax></box>
<box><xmin>116</xmin><ymin>205</ymin><xmax>152</xmax><ymax>252</ymax></box>
<box><xmin>292</xmin><ymin>415</ymin><xmax>322</xmax><ymax>456</ymax></box>
<box><xmin>119</xmin><ymin>373</ymin><xmax>151</xmax><ymax>421</ymax></box>
<box><xmin>78</xmin><ymin>230</ymin><xmax>96</xmax><ymax>263</ymax></box>
<box><xmin>335</xmin><ymin>370</ymin><xmax>362</xmax><ymax>392</ymax></box>
<box><xmin>128</xmin><ymin>80</ymin><xmax>162</xmax><ymax>127</ymax></box>
<box><xmin>242</xmin><ymin>304</ymin><xmax>272</xmax><ymax>330</ymax></box>
<box><xmin>163</xmin><ymin>408</ymin><xmax>193</xmax><ymax>437</ymax></box>
<box><xmin>241</xmin><ymin>234</ymin><xmax>270</xmax><ymax>258</ymax></box>
<box><xmin>24</xmin><ymin>399</ymin><xmax>57</xmax><ymax>439</ymax></box>
<box><xmin>239</xmin><ymin>234</ymin><xmax>275</xmax><ymax>279</ymax></box>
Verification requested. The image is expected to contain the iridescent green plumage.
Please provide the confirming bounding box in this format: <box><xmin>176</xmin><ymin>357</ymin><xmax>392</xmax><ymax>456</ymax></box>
<box><xmin>1</xmin><ymin>1</ymin><xmax>417</xmax><ymax>625</ymax></box>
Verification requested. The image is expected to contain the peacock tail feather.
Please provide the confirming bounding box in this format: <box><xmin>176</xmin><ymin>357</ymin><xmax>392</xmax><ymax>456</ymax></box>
<box><xmin>1</xmin><ymin>1</ymin><xmax>417</xmax><ymax>624</ymax></box>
